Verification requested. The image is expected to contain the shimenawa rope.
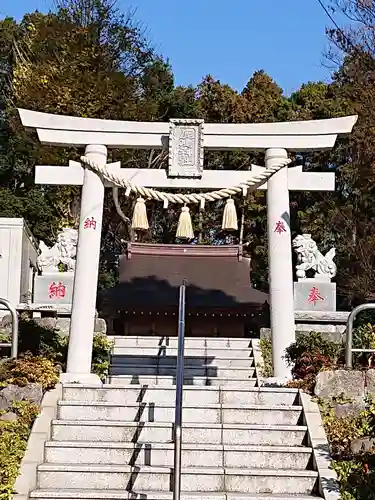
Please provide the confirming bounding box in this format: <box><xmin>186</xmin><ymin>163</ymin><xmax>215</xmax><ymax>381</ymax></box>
<box><xmin>79</xmin><ymin>156</ymin><xmax>291</xmax><ymax>205</ymax></box>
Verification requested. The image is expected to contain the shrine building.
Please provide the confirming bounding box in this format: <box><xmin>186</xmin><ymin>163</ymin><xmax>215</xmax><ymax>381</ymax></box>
<box><xmin>101</xmin><ymin>242</ymin><xmax>268</xmax><ymax>338</ymax></box>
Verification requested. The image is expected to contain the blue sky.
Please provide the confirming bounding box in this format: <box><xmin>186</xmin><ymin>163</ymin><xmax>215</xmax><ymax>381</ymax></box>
<box><xmin>1</xmin><ymin>0</ymin><xmax>342</xmax><ymax>95</ymax></box>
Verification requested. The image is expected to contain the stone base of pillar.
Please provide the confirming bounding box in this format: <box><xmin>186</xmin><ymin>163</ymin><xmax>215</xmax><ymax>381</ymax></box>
<box><xmin>258</xmin><ymin>375</ymin><xmax>293</xmax><ymax>387</ymax></box>
<box><xmin>60</xmin><ymin>372</ymin><xmax>102</xmax><ymax>385</ymax></box>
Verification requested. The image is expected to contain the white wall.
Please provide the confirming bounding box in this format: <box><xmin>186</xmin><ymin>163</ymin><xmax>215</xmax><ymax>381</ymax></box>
<box><xmin>0</xmin><ymin>218</ymin><xmax>39</xmax><ymax>315</ymax></box>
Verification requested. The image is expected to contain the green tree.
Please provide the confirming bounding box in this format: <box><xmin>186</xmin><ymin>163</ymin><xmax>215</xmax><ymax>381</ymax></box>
<box><xmin>0</xmin><ymin>0</ymin><xmax>174</xmax><ymax>252</ymax></box>
<box><xmin>296</xmin><ymin>1</ymin><xmax>375</xmax><ymax>305</ymax></box>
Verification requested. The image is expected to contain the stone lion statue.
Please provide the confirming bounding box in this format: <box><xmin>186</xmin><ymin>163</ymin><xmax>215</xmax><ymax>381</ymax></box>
<box><xmin>292</xmin><ymin>234</ymin><xmax>336</xmax><ymax>280</ymax></box>
<box><xmin>38</xmin><ymin>228</ymin><xmax>78</xmax><ymax>272</ymax></box>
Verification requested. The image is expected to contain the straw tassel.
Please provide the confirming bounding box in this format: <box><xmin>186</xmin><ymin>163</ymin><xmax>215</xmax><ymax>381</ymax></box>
<box><xmin>222</xmin><ymin>198</ymin><xmax>238</xmax><ymax>231</ymax></box>
<box><xmin>132</xmin><ymin>197</ymin><xmax>149</xmax><ymax>230</ymax></box>
<box><xmin>176</xmin><ymin>205</ymin><xmax>194</xmax><ymax>239</ymax></box>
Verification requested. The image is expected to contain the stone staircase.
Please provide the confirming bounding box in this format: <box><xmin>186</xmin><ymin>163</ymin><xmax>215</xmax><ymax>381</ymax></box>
<box><xmin>109</xmin><ymin>336</ymin><xmax>257</xmax><ymax>387</ymax></box>
<box><xmin>29</xmin><ymin>336</ymin><xmax>326</xmax><ymax>500</ymax></box>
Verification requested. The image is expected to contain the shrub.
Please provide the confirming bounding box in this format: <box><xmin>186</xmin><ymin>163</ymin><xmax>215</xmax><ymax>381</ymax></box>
<box><xmin>283</xmin><ymin>332</ymin><xmax>345</xmax><ymax>393</ymax></box>
<box><xmin>284</xmin><ymin>331</ymin><xmax>344</xmax><ymax>367</ymax></box>
<box><xmin>0</xmin><ymin>356</ymin><xmax>59</xmax><ymax>390</ymax></box>
<box><xmin>17</xmin><ymin>317</ymin><xmax>67</xmax><ymax>364</ymax></box>
<box><xmin>0</xmin><ymin>401</ymin><xmax>39</xmax><ymax>500</ymax></box>
<box><xmin>0</xmin><ymin>329</ymin><xmax>10</xmax><ymax>345</ymax></box>
<box><xmin>319</xmin><ymin>399</ymin><xmax>369</xmax><ymax>456</ymax></box>
<box><xmin>258</xmin><ymin>337</ymin><xmax>273</xmax><ymax>377</ymax></box>
<box><xmin>92</xmin><ymin>333</ymin><xmax>113</xmax><ymax>381</ymax></box>
<box><xmin>319</xmin><ymin>397</ymin><xmax>375</xmax><ymax>500</ymax></box>
<box><xmin>1</xmin><ymin>316</ymin><xmax>113</xmax><ymax>381</ymax></box>
<box><xmin>285</xmin><ymin>374</ymin><xmax>316</xmax><ymax>394</ymax></box>
<box><xmin>333</xmin><ymin>457</ymin><xmax>375</xmax><ymax>500</ymax></box>
<box><xmin>353</xmin><ymin>323</ymin><xmax>375</xmax><ymax>368</ymax></box>
<box><xmin>284</xmin><ymin>326</ymin><xmax>375</xmax><ymax>394</ymax></box>
<box><xmin>291</xmin><ymin>350</ymin><xmax>333</xmax><ymax>380</ymax></box>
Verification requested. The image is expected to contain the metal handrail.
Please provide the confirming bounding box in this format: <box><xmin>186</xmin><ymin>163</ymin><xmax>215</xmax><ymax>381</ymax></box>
<box><xmin>0</xmin><ymin>298</ymin><xmax>19</xmax><ymax>358</ymax></box>
<box><xmin>173</xmin><ymin>280</ymin><xmax>186</xmax><ymax>500</ymax></box>
<box><xmin>345</xmin><ymin>303</ymin><xmax>375</xmax><ymax>368</ymax></box>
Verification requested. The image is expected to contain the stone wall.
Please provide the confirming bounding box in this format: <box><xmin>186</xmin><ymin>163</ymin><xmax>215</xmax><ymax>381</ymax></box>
<box><xmin>315</xmin><ymin>369</ymin><xmax>374</xmax><ymax>400</ymax></box>
<box><xmin>0</xmin><ymin>382</ymin><xmax>43</xmax><ymax>416</ymax></box>
<box><xmin>260</xmin><ymin>311</ymin><xmax>350</xmax><ymax>344</ymax></box>
<box><xmin>314</xmin><ymin>369</ymin><xmax>375</xmax><ymax>454</ymax></box>
<box><xmin>0</xmin><ymin>314</ymin><xmax>107</xmax><ymax>338</ymax></box>
<box><xmin>34</xmin><ymin>316</ymin><xmax>107</xmax><ymax>336</ymax></box>
<box><xmin>260</xmin><ymin>327</ymin><xmax>344</xmax><ymax>343</ymax></box>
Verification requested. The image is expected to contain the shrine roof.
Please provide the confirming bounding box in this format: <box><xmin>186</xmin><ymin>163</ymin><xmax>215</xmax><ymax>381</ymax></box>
<box><xmin>106</xmin><ymin>243</ymin><xmax>268</xmax><ymax>310</ymax></box>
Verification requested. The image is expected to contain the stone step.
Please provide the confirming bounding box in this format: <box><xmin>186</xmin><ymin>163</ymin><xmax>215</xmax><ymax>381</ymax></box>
<box><xmin>52</xmin><ymin>421</ymin><xmax>308</xmax><ymax>446</ymax></box>
<box><xmin>110</xmin><ymin>355</ymin><xmax>255</xmax><ymax>368</ymax></box>
<box><xmin>129</xmin><ymin>495</ymin><xmax>318</xmax><ymax>500</ymax></box>
<box><xmin>44</xmin><ymin>441</ymin><xmax>313</xmax><ymax>469</ymax></box>
<box><xmin>37</xmin><ymin>464</ymin><xmax>318</xmax><ymax>494</ymax></box>
<box><xmin>110</xmin><ymin>337</ymin><xmax>253</xmax><ymax>349</ymax></box>
<box><xmin>30</xmin><ymin>492</ymin><xmax>227</xmax><ymax>500</ymax></box>
<box><xmin>109</xmin><ymin>365</ymin><xmax>256</xmax><ymax>379</ymax></box>
<box><xmin>62</xmin><ymin>385</ymin><xmax>299</xmax><ymax>406</ymax></box>
<box><xmin>112</xmin><ymin>348</ymin><xmax>254</xmax><ymax>359</ymax></box>
<box><xmin>127</xmin><ymin>495</ymin><xmax>319</xmax><ymax>500</ymax></box>
<box><xmin>30</xmin><ymin>490</ymin><xmax>318</xmax><ymax>500</ymax></box>
<box><xmin>107</xmin><ymin>376</ymin><xmax>257</xmax><ymax>388</ymax></box>
<box><xmin>57</xmin><ymin>401</ymin><xmax>303</xmax><ymax>425</ymax></box>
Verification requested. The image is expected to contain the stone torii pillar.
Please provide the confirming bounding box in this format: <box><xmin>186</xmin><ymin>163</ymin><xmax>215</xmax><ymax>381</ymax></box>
<box><xmin>65</xmin><ymin>145</ymin><xmax>107</xmax><ymax>383</ymax></box>
<box><xmin>266</xmin><ymin>148</ymin><xmax>294</xmax><ymax>379</ymax></box>
<box><xmin>18</xmin><ymin>110</ymin><xmax>357</xmax><ymax>382</ymax></box>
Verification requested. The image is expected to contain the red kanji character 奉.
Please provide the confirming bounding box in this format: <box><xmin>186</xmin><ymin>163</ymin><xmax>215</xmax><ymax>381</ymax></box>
<box><xmin>274</xmin><ymin>220</ymin><xmax>286</xmax><ymax>234</ymax></box>
<box><xmin>84</xmin><ymin>216</ymin><xmax>97</xmax><ymax>230</ymax></box>
<box><xmin>48</xmin><ymin>281</ymin><xmax>66</xmax><ymax>299</ymax></box>
<box><xmin>307</xmin><ymin>287</ymin><xmax>324</xmax><ymax>306</ymax></box>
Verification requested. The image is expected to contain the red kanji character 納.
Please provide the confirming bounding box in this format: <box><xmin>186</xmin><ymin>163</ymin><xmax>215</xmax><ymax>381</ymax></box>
<box><xmin>84</xmin><ymin>216</ymin><xmax>97</xmax><ymax>230</ymax></box>
<box><xmin>48</xmin><ymin>281</ymin><xmax>66</xmax><ymax>299</ymax></box>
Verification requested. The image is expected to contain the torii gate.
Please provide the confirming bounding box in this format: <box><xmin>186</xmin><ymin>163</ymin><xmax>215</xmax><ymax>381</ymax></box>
<box><xmin>18</xmin><ymin>109</ymin><xmax>357</xmax><ymax>383</ymax></box>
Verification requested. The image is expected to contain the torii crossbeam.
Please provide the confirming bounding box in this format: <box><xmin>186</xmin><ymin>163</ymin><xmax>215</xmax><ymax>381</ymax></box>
<box><xmin>18</xmin><ymin>109</ymin><xmax>357</xmax><ymax>383</ymax></box>
<box><xmin>35</xmin><ymin>161</ymin><xmax>334</xmax><ymax>191</ymax></box>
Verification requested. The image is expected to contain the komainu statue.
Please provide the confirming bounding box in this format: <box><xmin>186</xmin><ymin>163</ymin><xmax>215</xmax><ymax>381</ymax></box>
<box><xmin>292</xmin><ymin>234</ymin><xmax>336</xmax><ymax>280</ymax></box>
<box><xmin>38</xmin><ymin>228</ymin><xmax>78</xmax><ymax>272</ymax></box>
